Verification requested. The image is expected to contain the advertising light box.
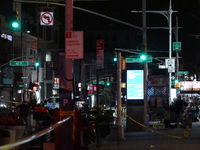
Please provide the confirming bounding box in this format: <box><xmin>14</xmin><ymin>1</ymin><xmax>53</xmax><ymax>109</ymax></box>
<box><xmin>127</xmin><ymin>70</ymin><xmax>144</xmax><ymax>100</ymax></box>
<box><xmin>180</xmin><ymin>81</ymin><xmax>200</xmax><ymax>91</ymax></box>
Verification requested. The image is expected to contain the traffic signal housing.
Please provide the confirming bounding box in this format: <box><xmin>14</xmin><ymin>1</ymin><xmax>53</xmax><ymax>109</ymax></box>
<box><xmin>113</xmin><ymin>54</ymin><xmax>117</xmax><ymax>62</ymax></box>
<box><xmin>172</xmin><ymin>77</ymin><xmax>180</xmax><ymax>88</ymax></box>
<box><xmin>34</xmin><ymin>58</ymin><xmax>39</xmax><ymax>67</ymax></box>
<box><xmin>121</xmin><ymin>57</ymin><xmax>126</xmax><ymax>70</ymax></box>
<box><xmin>11</xmin><ymin>8</ymin><xmax>19</xmax><ymax>29</ymax></box>
<box><xmin>31</xmin><ymin>58</ymin><xmax>39</xmax><ymax>69</ymax></box>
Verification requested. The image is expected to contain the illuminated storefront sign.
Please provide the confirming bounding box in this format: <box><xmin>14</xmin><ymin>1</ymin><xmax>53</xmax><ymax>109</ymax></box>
<box><xmin>1</xmin><ymin>33</ymin><xmax>12</xmax><ymax>41</ymax></box>
<box><xmin>180</xmin><ymin>81</ymin><xmax>200</xmax><ymax>91</ymax></box>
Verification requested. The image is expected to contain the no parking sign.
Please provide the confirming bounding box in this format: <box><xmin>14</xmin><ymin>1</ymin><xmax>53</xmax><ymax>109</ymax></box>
<box><xmin>40</xmin><ymin>12</ymin><xmax>54</xmax><ymax>26</ymax></box>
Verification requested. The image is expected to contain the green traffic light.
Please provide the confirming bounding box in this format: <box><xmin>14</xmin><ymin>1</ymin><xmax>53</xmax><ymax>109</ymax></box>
<box><xmin>34</xmin><ymin>62</ymin><xmax>39</xmax><ymax>67</ymax></box>
<box><xmin>174</xmin><ymin>79</ymin><xmax>179</xmax><ymax>83</ymax></box>
<box><xmin>106</xmin><ymin>82</ymin><xmax>110</xmax><ymax>86</ymax></box>
<box><xmin>140</xmin><ymin>54</ymin><xmax>147</xmax><ymax>61</ymax></box>
<box><xmin>113</xmin><ymin>57</ymin><xmax>117</xmax><ymax>62</ymax></box>
<box><xmin>12</xmin><ymin>21</ymin><xmax>19</xmax><ymax>28</ymax></box>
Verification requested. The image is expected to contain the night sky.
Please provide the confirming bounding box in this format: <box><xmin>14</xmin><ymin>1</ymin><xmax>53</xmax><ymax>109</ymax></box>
<box><xmin>73</xmin><ymin>0</ymin><xmax>200</xmax><ymax>74</ymax></box>
<box><xmin>1</xmin><ymin>0</ymin><xmax>200</xmax><ymax>74</ymax></box>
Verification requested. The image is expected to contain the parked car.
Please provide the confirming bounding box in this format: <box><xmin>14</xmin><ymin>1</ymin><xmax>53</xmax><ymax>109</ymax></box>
<box><xmin>43</xmin><ymin>97</ymin><xmax>60</xmax><ymax>109</ymax></box>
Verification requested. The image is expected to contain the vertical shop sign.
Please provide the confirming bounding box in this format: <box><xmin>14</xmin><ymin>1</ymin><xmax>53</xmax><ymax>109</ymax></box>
<box><xmin>96</xmin><ymin>40</ymin><xmax>104</xmax><ymax>69</ymax></box>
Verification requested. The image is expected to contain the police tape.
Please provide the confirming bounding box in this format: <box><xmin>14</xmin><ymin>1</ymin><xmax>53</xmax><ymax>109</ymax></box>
<box><xmin>0</xmin><ymin>116</ymin><xmax>72</xmax><ymax>150</ymax></box>
<box><xmin>122</xmin><ymin>111</ymin><xmax>186</xmax><ymax>139</ymax></box>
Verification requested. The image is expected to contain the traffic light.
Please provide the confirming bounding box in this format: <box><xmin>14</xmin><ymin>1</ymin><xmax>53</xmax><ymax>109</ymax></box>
<box><xmin>139</xmin><ymin>53</ymin><xmax>147</xmax><ymax>61</ymax></box>
<box><xmin>34</xmin><ymin>61</ymin><xmax>39</xmax><ymax>67</ymax></box>
<box><xmin>32</xmin><ymin>58</ymin><xmax>39</xmax><ymax>68</ymax></box>
<box><xmin>113</xmin><ymin>52</ymin><xmax>117</xmax><ymax>62</ymax></box>
<box><xmin>174</xmin><ymin>78</ymin><xmax>179</xmax><ymax>83</ymax></box>
<box><xmin>113</xmin><ymin>57</ymin><xmax>117</xmax><ymax>62</ymax></box>
<box><xmin>172</xmin><ymin>77</ymin><xmax>180</xmax><ymax>88</ymax></box>
<box><xmin>11</xmin><ymin>8</ymin><xmax>19</xmax><ymax>28</ymax></box>
<box><xmin>106</xmin><ymin>82</ymin><xmax>110</xmax><ymax>86</ymax></box>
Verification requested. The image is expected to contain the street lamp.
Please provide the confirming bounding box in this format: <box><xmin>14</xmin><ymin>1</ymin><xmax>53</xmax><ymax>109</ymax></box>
<box><xmin>131</xmin><ymin>0</ymin><xmax>178</xmax><ymax>104</ymax></box>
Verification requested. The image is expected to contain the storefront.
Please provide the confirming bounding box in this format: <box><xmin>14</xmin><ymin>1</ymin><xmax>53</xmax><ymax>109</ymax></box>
<box><xmin>179</xmin><ymin>81</ymin><xmax>200</xmax><ymax>122</ymax></box>
<box><xmin>179</xmin><ymin>81</ymin><xmax>200</xmax><ymax>104</ymax></box>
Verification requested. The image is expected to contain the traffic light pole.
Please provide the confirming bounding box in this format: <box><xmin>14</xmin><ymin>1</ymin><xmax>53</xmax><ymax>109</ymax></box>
<box><xmin>142</xmin><ymin>0</ymin><xmax>148</xmax><ymax>129</ymax></box>
<box><xmin>168</xmin><ymin>0</ymin><xmax>173</xmax><ymax>104</ymax></box>
<box><xmin>175</xmin><ymin>17</ymin><xmax>180</xmax><ymax>96</ymax></box>
<box><xmin>117</xmin><ymin>52</ymin><xmax>124</xmax><ymax>139</ymax></box>
<box><xmin>132</xmin><ymin>0</ymin><xmax>177</xmax><ymax>105</ymax></box>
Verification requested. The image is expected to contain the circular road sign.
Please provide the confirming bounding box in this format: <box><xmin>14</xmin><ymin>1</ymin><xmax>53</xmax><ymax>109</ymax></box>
<box><xmin>40</xmin><ymin>12</ymin><xmax>54</xmax><ymax>26</ymax></box>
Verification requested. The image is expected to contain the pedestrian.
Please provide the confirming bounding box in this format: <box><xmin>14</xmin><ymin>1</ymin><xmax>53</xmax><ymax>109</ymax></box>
<box><xmin>174</xmin><ymin>95</ymin><xmax>188</xmax><ymax>127</ymax></box>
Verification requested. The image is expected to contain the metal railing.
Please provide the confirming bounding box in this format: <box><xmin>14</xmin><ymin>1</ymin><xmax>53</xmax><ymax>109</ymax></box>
<box><xmin>0</xmin><ymin>116</ymin><xmax>71</xmax><ymax>150</ymax></box>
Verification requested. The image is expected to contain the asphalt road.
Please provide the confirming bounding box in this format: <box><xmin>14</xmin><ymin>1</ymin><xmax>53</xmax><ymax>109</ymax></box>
<box><xmin>88</xmin><ymin>121</ymin><xmax>200</xmax><ymax>150</ymax></box>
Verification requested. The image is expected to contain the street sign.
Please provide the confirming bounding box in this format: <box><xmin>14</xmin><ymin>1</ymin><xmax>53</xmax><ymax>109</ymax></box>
<box><xmin>126</xmin><ymin>57</ymin><xmax>152</xmax><ymax>63</ymax></box>
<box><xmin>66</xmin><ymin>31</ymin><xmax>84</xmax><ymax>59</ymax></box>
<box><xmin>173</xmin><ymin>42</ymin><xmax>181</xmax><ymax>51</ymax></box>
<box><xmin>168</xmin><ymin>67</ymin><xmax>175</xmax><ymax>73</ymax></box>
<box><xmin>40</xmin><ymin>12</ymin><xmax>54</xmax><ymax>26</ymax></box>
<box><xmin>93</xmin><ymin>81</ymin><xmax>105</xmax><ymax>85</ymax></box>
<box><xmin>18</xmin><ymin>85</ymin><xmax>25</xmax><ymax>87</ymax></box>
<box><xmin>165</xmin><ymin>59</ymin><xmax>175</xmax><ymax>68</ymax></box>
<box><xmin>165</xmin><ymin>59</ymin><xmax>175</xmax><ymax>73</ymax></box>
<box><xmin>178</xmin><ymin>71</ymin><xmax>188</xmax><ymax>74</ymax></box>
<box><xmin>9</xmin><ymin>61</ymin><xmax>28</xmax><ymax>66</ymax></box>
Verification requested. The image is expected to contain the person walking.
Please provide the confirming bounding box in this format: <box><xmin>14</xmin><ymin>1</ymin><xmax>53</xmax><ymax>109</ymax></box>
<box><xmin>174</xmin><ymin>95</ymin><xmax>188</xmax><ymax>127</ymax></box>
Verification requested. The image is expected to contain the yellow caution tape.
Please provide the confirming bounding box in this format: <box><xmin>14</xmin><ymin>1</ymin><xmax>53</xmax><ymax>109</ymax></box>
<box><xmin>122</xmin><ymin>111</ymin><xmax>185</xmax><ymax>139</ymax></box>
<box><xmin>0</xmin><ymin>116</ymin><xmax>72</xmax><ymax>150</ymax></box>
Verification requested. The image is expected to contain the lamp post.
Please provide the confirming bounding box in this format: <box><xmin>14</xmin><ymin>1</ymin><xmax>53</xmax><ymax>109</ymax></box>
<box><xmin>132</xmin><ymin>0</ymin><xmax>177</xmax><ymax>105</ymax></box>
<box><xmin>117</xmin><ymin>52</ymin><xmax>124</xmax><ymax>139</ymax></box>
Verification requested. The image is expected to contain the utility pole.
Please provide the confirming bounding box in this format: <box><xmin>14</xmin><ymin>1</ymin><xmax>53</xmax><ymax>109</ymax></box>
<box><xmin>175</xmin><ymin>17</ymin><xmax>180</xmax><ymax>97</ymax></box>
<box><xmin>65</xmin><ymin>1</ymin><xmax>73</xmax><ymax>91</ymax></box>
<box><xmin>142</xmin><ymin>0</ymin><xmax>148</xmax><ymax>129</ymax></box>
<box><xmin>132</xmin><ymin>0</ymin><xmax>177</xmax><ymax>105</ymax></box>
<box><xmin>55</xmin><ymin>0</ymin><xmax>74</xmax><ymax>150</ymax></box>
<box><xmin>175</xmin><ymin>17</ymin><xmax>179</xmax><ymax>78</ymax></box>
<box><xmin>168</xmin><ymin>0</ymin><xmax>173</xmax><ymax>104</ymax></box>
<box><xmin>117</xmin><ymin>52</ymin><xmax>124</xmax><ymax>139</ymax></box>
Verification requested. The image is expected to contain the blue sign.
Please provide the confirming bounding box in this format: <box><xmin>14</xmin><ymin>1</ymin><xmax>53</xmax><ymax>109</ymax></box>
<box><xmin>127</xmin><ymin>70</ymin><xmax>144</xmax><ymax>100</ymax></box>
<box><xmin>44</xmin><ymin>103</ymin><xmax>59</xmax><ymax>109</ymax></box>
<box><xmin>3</xmin><ymin>78</ymin><xmax>13</xmax><ymax>84</ymax></box>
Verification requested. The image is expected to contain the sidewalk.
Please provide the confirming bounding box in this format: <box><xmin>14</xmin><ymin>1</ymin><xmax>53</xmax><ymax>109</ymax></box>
<box><xmin>88</xmin><ymin>121</ymin><xmax>200</xmax><ymax>150</ymax></box>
